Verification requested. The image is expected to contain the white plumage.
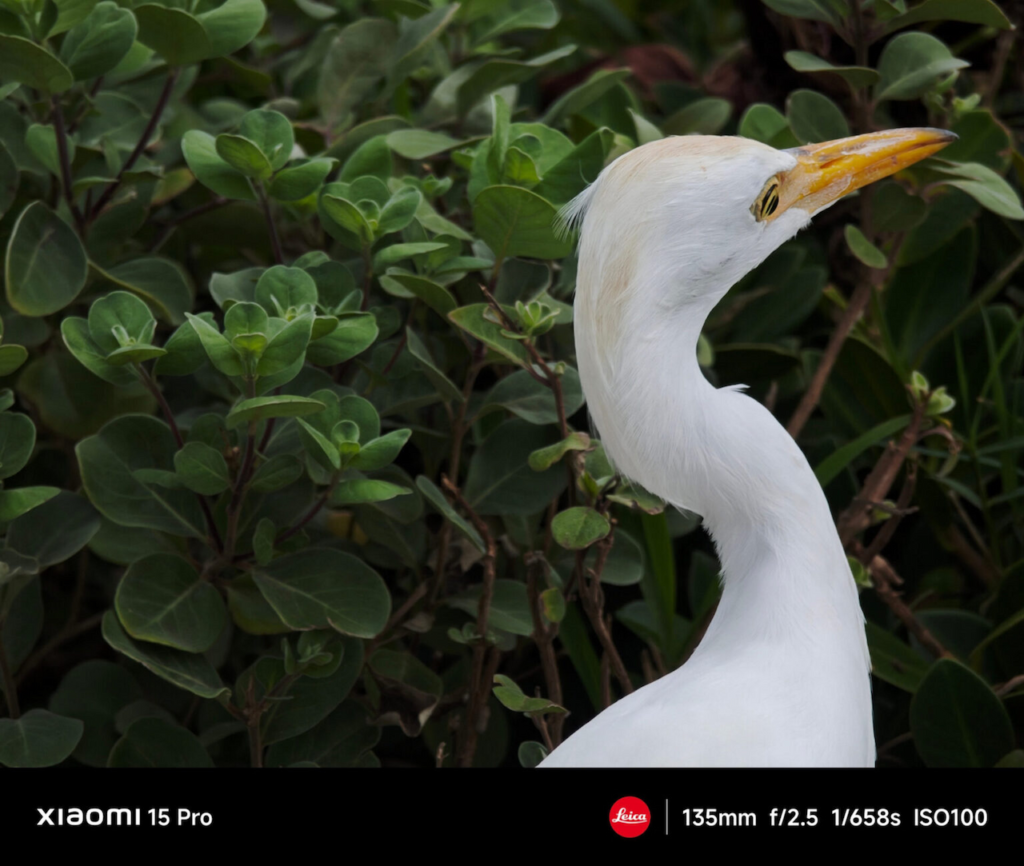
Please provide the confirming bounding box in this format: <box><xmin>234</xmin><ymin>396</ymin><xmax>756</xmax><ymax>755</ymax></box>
<box><xmin>541</xmin><ymin>130</ymin><xmax>954</xmax><ymax>767</ymax></box>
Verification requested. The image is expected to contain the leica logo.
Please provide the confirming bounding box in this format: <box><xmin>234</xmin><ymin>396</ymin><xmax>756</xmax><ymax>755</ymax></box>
<box><xmin>608</xmin><ymin>797</ymin><xmax>651</xmax><ymax>838</ymax></box>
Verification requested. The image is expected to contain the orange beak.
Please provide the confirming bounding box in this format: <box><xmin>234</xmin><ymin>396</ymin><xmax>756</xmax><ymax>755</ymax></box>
<box><xmin>773</xmin><ymin>128</ymin><xmax>957</xmax><ymax>218</ymax></box>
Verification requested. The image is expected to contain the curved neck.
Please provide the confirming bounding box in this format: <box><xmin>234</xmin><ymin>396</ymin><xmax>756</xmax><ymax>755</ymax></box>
<box><xmin>575</xmin><ymin>278</ymin><xmax>865</xmax><ymax>644</ymax></box>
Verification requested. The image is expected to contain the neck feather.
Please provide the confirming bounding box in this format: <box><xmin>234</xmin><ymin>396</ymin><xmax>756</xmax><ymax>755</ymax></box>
<box><xmin>575</xmin><ymin>272</ymin><xmax>865</xmax><ymax>645</ymax></box>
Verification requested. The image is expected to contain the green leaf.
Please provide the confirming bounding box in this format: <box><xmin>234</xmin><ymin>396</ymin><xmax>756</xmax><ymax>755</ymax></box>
<box><xmin>387</xmin><ymin>3</ymin><xmax>459</xmax><ymax>89</ymax></box>
<box><xmin>6</xmin><ymin>490</ymin><xmax>100</xmax><ymax>569</ymax></box>
<box><xmin>528</xmin><ymin>431</ymin><xmax>591</xmax><ymax>471</ymax></box>
<box><xmin>102</xmin><ymin>611</ymin><xmax>229</xmax><ymax>699</ymax></box>
<box><xmin>320</xmin><ymin>194</ymin><xmax>372</xmax><ymax>245</ymax></box>
<box><xmin>239</xmin><ymin>109</ymin><xmax>294</xmax><ymax>172</ymax></box>
<box><xmin>884</xmin><ymin>0</ymin><xmax>1012</xmax><ymax>33</ymax></box>
<box><xmin>198</xmin><ymin>0</ymin><xmax>267</xmax><ymax>58</ymax></box>
<box><xmin>185</xmin><ymin>312</ymin><xmax>244</xmax><ymax>377</ymax></box>
<box><xmin>215</xmin><ymin>133</ymin><xmax>273</xmax><ymax>180</ymax></box>
<box><xmin>473</xmin><ymin>0</ymin><xmax>559</xmax><ymax>43</ymax></box>
<box><xmin>0</xmin><ymin>486</ymin><xmax>61</xmax><ymax>521</ymax></box>
<box><xmin>786</xmin><ymin>89</ymin><xmax>849</xmax><ymax>143</ymax></box>
<box><xmin>226</xmin><ymin>395</ymin><xmax>325</xmax><ymax>429</ymax></box>
<box><xmin>455</xmin><ymin>46</ymin><xmax>576</xmax><ymax>116</ymax></box>
<box><xmin>5</xmin><ymin>202</ymin><xmax>87</xmax><ymax>316</ymax></box>
<box><xmin>814</xmin><ymin>415</ymin><xmax>912</xmax><ymax>486</ymax></box>
<box><xmin>181</xmin><ymin>130</ymin><xmax>254</xmax><ymax>201</ymax></box>
<box><xmin>76</xmin><ymin>414</ymin><xmax>206</xmax><ymax>537</ymax></box>
<box><xmin>934</xmin><ymin>161</ymin><xmax>1024</xmax><ymax>220</ymax></box>
<box><xmin>257</xmin><ymin>313</ymin><xmax>314</xmax><ymax>375</ymax></box>
<box><xmin>844</xmin><ymin>224</ymin><xmax>887</xmax><ymax>268</ymax></box>
<box><xmin>269</xmin><ymin>158</ymin><xmax>335</xmax><ymax>201</ymax></box>
<box><xmin>265</xmin><ymin>700</ymin><xmax>379</xmax><ymax>768</ymax></box>
<box><xmin>59</xmin><ymin>1</ymin><xmax>137</xmax><ymax>81</ymax></box>
<box><xmin>886</xmin><ymin>226</ymin><xmax>975</xmax><ymax>363</ymax></box>
<box><xmin>542</xmin><ymin>67</ymin><xmax>629</xmax><ymax>126</ymax></box>
<box><xmin>108</xmin><ymin>717</ymin><xmax>214</xmax><ymax>768</ymax></box>
<box><xmin>761</xmin><ymin>0</ymin><xmax>842</xmax><ymax>23</ymax></box>
<box><xmin>484</xmin><ymin>365</ymin><xmax>584</xmax><ymax>425</ymax></box>
<box><xmin>307</xmin><ymin>312</ymin><xmax>378</xmax><ymax>365</ymax></box>
<box><xmin>874</xmin><ymin>32</ymin><xmax>968</xmax><ymax>102</ymax></box>
<box><xmin>738</xmin><ymin>103</ymin><xmax>799</xmax><ymax>148</ymax></box>
<box><xmin>416</xmin><ymin>475</ymin><xmax>485</xmax><ymax>553</ymax></box>
<box><xmin>386</xmin><ymin>129</ymin><xmax>462</xmax><ymax>159</ymax></box>
<box><xmin>379</xmin><ymin>274</ymin><xmax>456</xmax><ymax>319</ymax></box>
<box><xmin>133</xmin><ymin>4</ymin><xmax>211</xmax><ymax>66</ymax></box>
<box><xmin>783</xmin><ymin>51</ymin><xmax>878</xmax><ymax>88</ymax></box>
<box><xmin>518</xmin><ymin>740</ymin><xmax>548</xmax><ymax>768</ymax></box>
<box><xmin>348</xmin><ymin>428</ymin><xmax>412</xmax><ymax>471</ymax></box>
<box><xmin>492</xmin><ymin>674</ymin><xmax>565</xmax><ymax>715</ymax></box>
<box><xmin>377</xmin><ymin>187</ymin><xmax>423</xmax><ymax>235</ymax></box>
<box><xmin>872</xmin><ymin>181</ymin><xmax>927</xmax><ymax>232</ymax></box>
<box><xmin>0</xmin><ymin>344</ymin><xmax>27</xmax><ymax>377</ymax></box>
<box><xmin>91</xmin><ymin>258</ymin><xmax>194</xmax><ymax>326</ymax></box>
<box><xmin>533</xmin><ymin>128</ymin><xmax>613</xmax><ymax>206</ymax></box>
<box><xmin>551</xmin><ymin>506</ymin><xmax>610</xmax><ymax>550</ymax></box>
<box><xmin>115</xmin><ymin>553</ymin><xmax>227</xmax><ymax>652</ymax></box>
<box><xmin>318</xmin><ymin>18</ymin><xmax>397</xmax><ymax>132</ymax></box>
<box><xmin>259</xmin><ymin>640</ymin><xmax>365</xmax><ymax>745</ymax></box>
<box><xmin>450</xmin><ymin>580</ymin><xmax>533</xmax><ymax>636</ymax></box>
<box><xmin>405</xmin><ymin>327</ymin><xmax>462</xmax><ymax>402</ymax></box>
<box><xmin>663</xmin><ymin>97</ymin><xmax>732</xmax><ymax>136</ymax></box>
<box><xmin>47</xmin><ymin>660</ymin><xmax>143</xmax><ymax>767</ymax></box>
<box><xmin>0</xmin><ymin>411</ymin><xmax>36</xmax><ymax>480</ymax></box>
<box><xmin>588</xmin><ymin>528</ymin><xmax>645</xmax><ymax>586</ymax></box>
<box><xmin>473</xmin><ymin>185</ymin><xmax>572</xmax><ymax>262</ymax></box>
<box><xmin>865</xmin><ymin>621</ymin><xmax>931</xmax><ymax>693</ymax></box>
<box><xmin>135</xmin><ymin>0</ymin><xmax>264</xmax><ymax>65</ymax></box>
<box><xmin>173</xmin><ymin>441</ymin><xmax>230</xmax><ymax>495</ymax></box>
<box><xmin>910</xmin><ymin>659</ymin><xmax>1014</xmax><ymax>767</ymax></box>
<box><xmin>0</xmin><ymin>35</ymin><xmax>74</xmax><ymax>93</ymax></box>
<box><xmin>448</xmin><ymin>304</ymin><xmax>531</xmax><ymax>366</ymax></box>
<box><xmin>249</xmin><ymin>454</ymin><xmax>303</xmax><ymax>493</ymax></box>
<box><xmin>0</xmin><ymin>710</ymin><xmax>83</xmax><ymax>768</ymax></box>
<box><xmin>372</xmin><ymin>241</ymin><xmax>447</xmax><ymax>272</ymax></box>
<box><xmin>253</xmin><ymin>548</ymin><xmax>391</xmax><ymax>638</ymax></box>
<box><xmin>331</xmin><ymin>478</ymin><xmax>411</xmax><ymax>506</ymax></box>
<box><xmin>464</xmin><ymin>418</ymin><xmax>566</xmax><ymax>515</ymax></box>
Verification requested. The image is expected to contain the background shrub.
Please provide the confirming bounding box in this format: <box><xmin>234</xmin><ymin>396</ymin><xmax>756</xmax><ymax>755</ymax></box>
<box><xmin>0</xmin><ymin>0</ymin><xmax>1022</xmax><ymax>768</ymax></box>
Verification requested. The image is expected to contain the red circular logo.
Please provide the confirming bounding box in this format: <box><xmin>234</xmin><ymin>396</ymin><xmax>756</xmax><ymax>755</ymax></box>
<box><xmin>609</xmin><ymin>796</ymin><xmax>651</xmax><ymax>838</ymax></box>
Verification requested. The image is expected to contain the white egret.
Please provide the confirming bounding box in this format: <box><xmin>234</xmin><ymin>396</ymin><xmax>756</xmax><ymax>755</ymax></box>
<box><xmin>540</xmin><ymin>128</ymin><xmax>956</xmax><ymax>767</ymax></box>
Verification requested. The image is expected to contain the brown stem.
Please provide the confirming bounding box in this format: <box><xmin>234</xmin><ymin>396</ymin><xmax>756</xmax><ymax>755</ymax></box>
<box><xmin>137</xmin><ymin>365</ymin><xmax>224</xmax><ymax>552</ymax></box>
<box><xmin>150</xmin><ymin>196</ymin><xmax>228</xmax><ymax>252</ymax></box>
<box><xmin>90</xmin><ymin>67</ymin><xmax>181</xmax><ymax>221</ymax></box>
<box><xmin>51</xmin><ymin>97</ymin><xmax>85</xmax><ymax>236</ymax></box>
<box><xmin>256</xmin><ymin>183</ymin><xmax>283</xmax><ymax>264</ymax></box>
<box><xmin>836</xmin><ymin>400</ymin><xmax>925</xmax><ymax>547</ymax></box>
<box><xmin>0</xmin><ymin>624</ymin><xmax>20</xmax><ymax>719</ymax></box>
<box><xmin>442</xmin><ymin>475</ymin><xmax>501</xmax><ymax>767</ymax></box>
<box><xmin>855</xmin><ymin>542</ymin><xmax>951</xmax><ymax>660</ymax></box>
<box><xmin>580</xmin><ymin>527</ymin><xmax>633</xmax><ymax>696</ymax></box>
<box><xmin>525</xmin><ymin>553</ymin><xmax>564</xmax><ymax>745</ymax></box>
<box><xmin>787</xmin><ymin>281</ymin><xmax>873</xmax><ymax>438</ymax></box>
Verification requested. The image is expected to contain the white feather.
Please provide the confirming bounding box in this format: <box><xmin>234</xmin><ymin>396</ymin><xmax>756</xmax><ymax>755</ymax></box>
<box><xmin>540</xmin><ymin>135</ymin><xmax>874</xmax><ymax>768</ymax></box>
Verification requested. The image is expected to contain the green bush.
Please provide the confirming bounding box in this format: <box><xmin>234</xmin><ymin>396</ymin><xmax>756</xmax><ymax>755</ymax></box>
<box><xmin>0</xmin><ymin>0</ymin><xmax>1021</xmax><ymax>768</ymax></box>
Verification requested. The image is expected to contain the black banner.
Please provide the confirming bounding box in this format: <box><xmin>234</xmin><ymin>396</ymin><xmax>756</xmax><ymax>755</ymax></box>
<box><xmin>7</xmin><ymin>769</ymin><xmax>1019</xmax><ymax>846</ymax></box>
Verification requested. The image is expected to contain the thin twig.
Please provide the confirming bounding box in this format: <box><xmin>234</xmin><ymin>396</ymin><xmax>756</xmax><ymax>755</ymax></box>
<box><xmin>51</xmin><ymin>97</ymin><xmax>85</xmax><ymax>235</ymax></box>
<box><xmin>856</xmin><ymin>543</ymin><xmax>951</xmax><ymax>660</ymax></box>
<box><xmin>441</xmin><ymin>474</ymin><xmax>501</xmax><ymax>767</ymax></box>
<box><xmin>90</xmin><ymin>67</ymin><xmax>181</xmax><ymax>221</ymax></box>
<box><xmin>137</xmin><ymin>364</ymin><xmax>224</xmax><ymax>552</ymax></box>
<box><xmin>256</xmin><ymin>183</ymin><xmax>283</xmax><ymax>264</ymax></box>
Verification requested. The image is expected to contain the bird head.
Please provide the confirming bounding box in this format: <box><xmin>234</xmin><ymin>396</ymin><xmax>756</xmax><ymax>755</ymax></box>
<box><xmin>568</xmin><ymin>128</ymin><xmax>956</xmax><ymax>334</ymax></box>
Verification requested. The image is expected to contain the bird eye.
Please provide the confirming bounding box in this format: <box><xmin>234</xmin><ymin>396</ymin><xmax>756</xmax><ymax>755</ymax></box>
<box><xmin>753</xmin><ymin>178</ymin><xmax>780</xmax><ymax>222</ymax></box>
